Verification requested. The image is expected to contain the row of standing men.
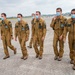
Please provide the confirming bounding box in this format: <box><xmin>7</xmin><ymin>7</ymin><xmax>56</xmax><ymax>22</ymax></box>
<box><xmin>0</xmin><ymin>8</ymin><xmax>75</xmax><ymax>70</ymax></box>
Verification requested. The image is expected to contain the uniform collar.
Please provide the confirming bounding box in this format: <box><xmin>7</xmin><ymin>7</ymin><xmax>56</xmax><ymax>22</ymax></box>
<box><xmin>68</xmin><ymin>18</ymin><xmax>75</xmax><ymax>24</ymax></box>
<box><xmin>69</xmin><ymin>18</ymin><xmax>75</xmax><ymax>22</ymax></box>
<box><xmin>2</xmin><ymin>19</ymin><xmax>7</xmax><ymax>22</ymax></box>
<box><xmin>35</xmin><ymin>17</ymin><xmax>42</xmax><ymax>22</ymax></box>
<box><xmin>56</xmin><ymin>15</ymin><xmax>63</xmax><ymax>20</ymax></box>
<box><xmin>18</xmin><ymin>20</ymin><xmax>23</xmax><ymax>23</ymax></box>
<box><xmin>1</xmin><ymin>19</ymin><xmax>7</xmax><ymax>24</ymax></box>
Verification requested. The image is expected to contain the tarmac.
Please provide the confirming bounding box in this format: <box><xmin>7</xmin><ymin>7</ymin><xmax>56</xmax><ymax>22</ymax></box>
<box><xmin>0</xmin><ymin>17</ymin><xmax>75</xmax><ymax>75</ymax></box>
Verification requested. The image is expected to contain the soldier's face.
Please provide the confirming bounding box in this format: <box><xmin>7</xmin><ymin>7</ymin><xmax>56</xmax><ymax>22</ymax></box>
<box><xmin>17</xmin><ymin>15</ymin><xmax>22</xmax><ymax>19</ymax></box>
<box><xmin>32</xmin><ymin>14</ymin><xmax>35</xmax><ymax>16</ymax></box>
<box><xmin>71</xmin><ymin>11</ymin><xmax>75</xmax><ymax>19</ymax></box>
<box><xmin>71</xmin><ymin>11</ymin><xmax>75</xmax><ymax>14</ymax></box>
<box><xmin>32</xmin><ymin>14</ymin><xmax>35</xmax><ymax>19</ymax></box>
<box><xmin>56</xmin><ymin>9</ymin><xmax>62</xmax><ymax>16</ymax></box>
<box><xmin>36</xmin><ymin>12</ymin><xmax>40</xmax><ymax>19</ymax></box>
<box><xmin>1</xmin><ymin>15</ymin><xmax>5</xmax><ymax>18</ymax></box>
<box><xmin>36</xmin><ymin>13</ymin><xmax>39</xmax><ymax>16</ymax></box>
<box><xmin>1</xmin><ymin>15</ymin><xmax>5</xmax><ymax>20</ymax></box>
<box><xmin>17</xmin><ymin>15</ymin><xmax>22</xmax><ymax>21</ymax></box>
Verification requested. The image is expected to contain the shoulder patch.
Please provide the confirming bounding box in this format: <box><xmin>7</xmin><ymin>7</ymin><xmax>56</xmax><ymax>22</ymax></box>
<box><xmin>9</xmin><ymin>21</ymin><xmax>12</xmax><ymax>27</ymax></box>
<box><xmin>26</xmin><ymin>24</ymin><xmax>29</xmax><ymax>30</ymax></box>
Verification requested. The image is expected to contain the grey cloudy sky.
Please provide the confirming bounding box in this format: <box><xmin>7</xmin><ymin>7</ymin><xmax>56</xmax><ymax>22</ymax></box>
<box><xmin>0</xmin><ymin>0</ymin><xmax>75</xmax><ymax>17</ymax></box>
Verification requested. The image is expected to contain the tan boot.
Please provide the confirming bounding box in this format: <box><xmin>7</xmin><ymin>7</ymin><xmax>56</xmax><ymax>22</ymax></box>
<box><xmin>70</xmin><ymin>60</ymin><xmax>74</xmax><ymax>64</ymax></box>
<box><xmin>54</xmin><ymin>56</ymin><xmax>58</xmax><ymax>60</ymax></box>
<box><xmin>23</xmin><ymin>55</ymin><xmax>28</xmax><ymax>60</ymax></box>
<box><xmin>72</xmin><ymin>65</ymin><xmax>75</xmax><ymax>70</ymax></box>
<box><xmin>58</xmin><ymin>57</ymin><xmax>62</xmax><ymax>61</ymax></box>
<box><xmin>36</xmin><ymin>54</ymin><xmax>39</xmax><ymax>58</ymax></box>
<box><xmin>39</xmin><ymin>56</ymin><xmax>42</xmax><ymax>59</ymax></box>
<box><xmin>3</xmin><ymin>56</ymin><xmax>10</xmax><ymax>59</ymax></box>
<box><xmin>21</xmin><ymin>56</ymin><xmax>24</xmax><ymax>59</ymax></box>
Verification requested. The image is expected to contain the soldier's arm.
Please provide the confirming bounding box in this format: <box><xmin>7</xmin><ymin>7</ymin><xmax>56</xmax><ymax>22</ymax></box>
<box><xmin>62</xmin><ymin>18</ymin><xmax>68</xmax><ymax>38</ymax></box>
<box><xmin>14</xmin><ymin>24</ymin><xmax>18</xmax><ymax>38</ymax></box>
<box><xmin>63</xmin><ymin>22</ymin><xmax>68</xmax><ymax>39</ymax></box>
<box><xmin>25</xmin><ymin>23</ymin><xmax>30</xmax><ymax>40</ymax></box>
<box><xmin>0</xmin><ymin>21</ymin><xmax>4</xmax><ymax>36</ymax></box>
<box><xmin>43</xmin><ymin>21</ymin><xmax>46</xmax><ymax>38</ymax></box>
<box><xmin>31</xmin><ymin>23</ymin><xmax>35</xmax><ymax>38</ymax></box>
<box><xmin>8</xmin><ymin>21</ymin><xmax>13</xmax><ymax>36</ymax></box>
<box><xmin>50</xmin><ymin>18</ymin><xmax>56</xmax><ymax>29</ymax></box>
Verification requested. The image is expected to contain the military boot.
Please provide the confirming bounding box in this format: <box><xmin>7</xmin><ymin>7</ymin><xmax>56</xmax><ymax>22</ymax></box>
<box><xmin>36</xmin><ymin>53</ymin><xmax>39</xmax><ymax>58</ymax></box>
<box><xmin>23</xmin><ymin>55</ymin><xmax>28</xmax><ymax>60</ymax></box>
<box><xmin>58</xmin><ymin>57</ymin><xmax>62</xmax><ymax>61</ymax></box>
<box><xmin>3</xmin><ymin>56</ymin><xmax>10</xmax><ymax>59</ymax></box>
<box><xmin>72</xmin><ymin>65</ymin><xmax>75</xmax><ymax>70</ymax></box>
<box><xmin>21</xmin><ymin>56</ymin><xmax>24</xmax><ymax>59</ymax></box>
<box><xmin>70</xmin><ymin>60</ymin><xmax>74</xmax><ymax>64</ymax></box>
<box><xmin>54</xmin><ymin>56</ymin><xmax>58</xmax><ymax>60</ymax></box>
<box><xmin>39</xmin><ymin>55</ymin><xmax>42</xmax><ymax>59</ymax></box>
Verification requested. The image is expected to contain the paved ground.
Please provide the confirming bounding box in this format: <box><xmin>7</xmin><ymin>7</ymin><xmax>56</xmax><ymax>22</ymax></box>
<box><xmin>0</xmin><ymin>17</ymin><xmax>75</xmax><ymax>75</ymax></box>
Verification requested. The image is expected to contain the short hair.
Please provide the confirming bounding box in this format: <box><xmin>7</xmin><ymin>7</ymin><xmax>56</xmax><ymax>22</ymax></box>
<box><xmin>36</xmin><ymin>11</ymin><xmax>41</xmax><ymax>15</ymax></box>
<box><xmin>1</xmin><ymin>13</ymin><xmax>6</xmax><ymax>17</ymax></box>
<box><xmin>56</xmin><ymin>8</ymin><xmax>62</xmax><ymax>12</ymax></box>
<box><xmin>17</xmin><ymin>13</ymin><xmax>23</xmax><ymax>17</ymax></box>
<box><xmin>71</xmin><ymin>9</ymin><xmax>75</xmax><ymax>13</ymax></box>
<box><xmin>32</xmin><ymin>13</ymin><xmax>35</xmax><ymax>15</ymax></box>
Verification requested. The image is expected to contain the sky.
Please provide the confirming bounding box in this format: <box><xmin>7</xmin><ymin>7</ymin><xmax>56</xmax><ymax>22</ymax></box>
<box><xmin>0</xmin><ymin>0</ymin><xmax>75</xmax><ymax>17</ymax></box>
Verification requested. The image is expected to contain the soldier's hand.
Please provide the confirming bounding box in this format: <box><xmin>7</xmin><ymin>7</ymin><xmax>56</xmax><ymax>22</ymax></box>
<box><xmin>53</xmin><ymin>16</ymin><xmax>57</xmax><ymax>21</ymax></box>
<box><xmin>1</xmin><ymin>36</ymin><xmax>2</xmax><ymax>40</ymax></box>
<box><xmin>59</xmin><ymin>35</ymin><xmax>63</xmax><ymax>40</ymax></box>
<box><xmin>11</xmin><ymin>36</ymin><xmax>14</xmax><ymax>40</ymax></box>
<box><xmin>42</xmin><ymin>37</ymin><xmax>45</xmax><ymax>41</ymax></box>
<box><xmin>15</xmin><ymin>38</ymin><xmax>17</xmax><ymax>41</ymax></box>
<box><xmin>26</xmin><ymin>37</ymin><xmax>29</xmax><ymax>41</ymax></box>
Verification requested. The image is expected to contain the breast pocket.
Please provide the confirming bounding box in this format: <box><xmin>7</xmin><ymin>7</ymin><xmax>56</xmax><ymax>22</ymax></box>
<box><xmin>39</xmin><ymin>23</ymin><xmax>43</xmax><ymax>29</ymax></box>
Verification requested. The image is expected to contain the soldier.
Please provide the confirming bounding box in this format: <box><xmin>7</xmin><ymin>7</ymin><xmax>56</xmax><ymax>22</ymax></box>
<box><xmin>15</xmin><ymin>14</ymin><xmax>29</xmax><ymax>60</ymax></box>
<box><xmin>0</xmin><ymin>13</ymin><xmax>16</xmax><ymax>59</ymax></box>
<box><xmin>50</xmin><ymin>8</ymin><xmax>67</xmax><ymax>61</ymax></box>
<box><xmin>28</xmin><ymin>13</ymin><xmax>35</xmax><ymax>48</ymax></box>
<box><xmin>33</xmin><ymin>11</ymin><xmax>46</xmax><ymax>59</ymax></box>
<box><xmin>63</xmin><ymin>9</ymin><xmax>75</xmax><ymax>70</ymax></box>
